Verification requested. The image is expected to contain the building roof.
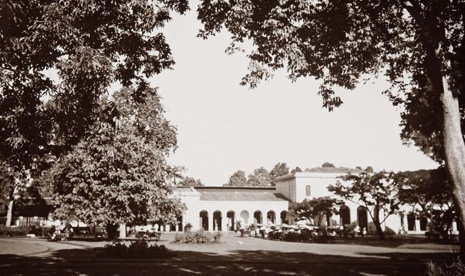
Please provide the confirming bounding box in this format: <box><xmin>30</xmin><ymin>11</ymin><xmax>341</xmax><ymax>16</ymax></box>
<box><xmin>304</xmin><ymin>166</ymin><xmax>363</xmax><ymax>174</ymax></box>
<box><xmin>174</xmin><ymin>187</ymin><xmax>196</xmax><ymax>192</ymax></box>
<box><xmin>194</xmin><ymin>187</ymin><xmax>289</xmax><ymax>202</ymax></box>
<box><xmin>275</xmin><ymin>167</ymin><xmax>363</xmax><ymax>182</ymax></box>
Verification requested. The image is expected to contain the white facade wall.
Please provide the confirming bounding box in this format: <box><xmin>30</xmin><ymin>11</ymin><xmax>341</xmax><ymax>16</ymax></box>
<box><xmin>276</xmin><ymin>178</ymin><xmax>296</xmax><ymax>201</ymax></box>
<box><xmin>169</xmin><ymin>171</ymin><xmax>455</xmax><ymax>235</ymax></box>
<box><xmin>174</xmin><ymin>188</ymin><xmax>289</xmax><ymax>232</ymax></box>
<box><xmin>182</xmin><ymin>200</ymin><xmax>288</xmax><ymax>231</ymax></box>
<box><xmin>280</xmin><ymin>172</ymin><xmax>406</xmax><ymax>234</ymax></box>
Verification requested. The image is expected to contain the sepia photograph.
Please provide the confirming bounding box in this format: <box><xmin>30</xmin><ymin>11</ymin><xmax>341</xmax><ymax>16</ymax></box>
<box><xmin>0</xmin><ymin>1</ymin><xmax>464</xmax><ymax>275</ymax></box>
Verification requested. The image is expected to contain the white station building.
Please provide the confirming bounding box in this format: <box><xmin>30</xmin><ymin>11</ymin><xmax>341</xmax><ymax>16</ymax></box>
<box><xmin>12</xmin><ymin>168</ymin><xmax>458</xmax><ymax>237</ymax></box>
<box><xmin>169</xmin><ymin>170</ymin><xmax>459</xmax><ymax>235</ymax></box>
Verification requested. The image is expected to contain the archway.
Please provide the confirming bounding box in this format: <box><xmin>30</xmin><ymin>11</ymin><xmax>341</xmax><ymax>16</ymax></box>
<box><xmin>227</xmin><ymin>211</ymin><xmax>235</xmax><ymax>230</ymax></box>
<box><xmin>357</xmin><ymin>206</ymin><xmax>368</xmax><ymax>230</ymax></box>
<box><xmin>200</xmin><ymin>210</ymin><xmax>209</xmax><ymax>231</ymax></box>
<box><xmin>420</xmin><ymin>216</ymin><xmax>428</xmax><ymax>231</ymax></box>
<box><xmin>267</xmin><ymin>211</ymin><xmax>276</xmax><ymax>224</ymax></box>
<box><xmin>280</xmin><ymin>211</ymin><xmax>289</xmax><ymax>224</ymax></box>
<box><xmin>213</xmin><ymin>211</ymin><xmax>222</xmax><ymax>231</ymax></box>
<box><xmin>340</xmin><ymin>205</ymin><xmax>351</xmax><ymax>226</ymax></box>
<box><xmin>407</xmin><ymin>213</ymin><xmax>416</xmax><ymax>231</ymax></box>
<box><xmin>240</xmin><ymin>210</ymin><xmax>249</xmax><ymax>226</ymax></box>
<box><xmin>254</xmin><ymin>211</ymin><xmax>263</xmax><ymax>224</ymax></box>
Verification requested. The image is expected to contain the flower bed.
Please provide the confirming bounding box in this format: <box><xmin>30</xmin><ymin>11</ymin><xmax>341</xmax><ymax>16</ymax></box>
<box><xmin>100</xmin><ymin>240</ymin><xmax>175</xmax><ymax>259</ymax></box>
<box><xmin>172</xmin><ymin>230</ymin><xmax>222</xmax><ymax>244</ymax></box>
<box><xmin>0</xmin><ymin>225</ymin><xmax>31</xmax><ymax>237</ymax></box>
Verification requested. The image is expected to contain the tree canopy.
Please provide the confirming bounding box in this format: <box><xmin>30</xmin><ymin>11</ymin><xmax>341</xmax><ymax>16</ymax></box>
<box><xmin>49</xmin><ymin>88</ymin><xmax>181</xmax><ymax>236</ymax></box>
<box><xmin>321</xmin><ymin>162</ymin><xmax>336</xmax><ymax>168</ymax></box>
<box><xmin>289</xmin><ymin>197</ymin><xmax>340</xmax><ymax>227</ymax></box>
<box><xmin>394</xmin><ymin>168</ymin><xmax>456</xmax><ymax>237</ymax></box>
<box><xmin>198</xmin><ymin>1</ymin><xmax>464</xmax><ymax>115</ymax></box>
<box><xmin>224</xmin><ymin>170</ymin><xmax>248</xmax><ymax>186</ymax></box>
<box><xmin>198</xmin><ymin>0</ymin><xmax>465</xmax><ymax>254</ymax></box>
<box><xmin>247</xmin><ymin>167</ymin><xmax>272</xmax><ymax>187</ymax></box>
<box><xmin>270</xmin><ymin>162</ymin><xmax>290</xmax><ymax>184</ymax></box>
<box><xmin>0</xmin><ymin>0</ymin><xmax>188</xmax><ymax>226</ymax></box>
<box><xmin>177</xmin><ymin>176</ymin><xmax>204</xmax><ymax>187</ymax></box>
<box><xmin>328</xmin><ymin>172</ymin><xmax>400</xmax><ymax>239</ymax></box>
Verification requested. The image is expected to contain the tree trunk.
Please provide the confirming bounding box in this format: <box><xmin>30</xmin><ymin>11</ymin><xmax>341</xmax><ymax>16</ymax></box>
<box><xmin>106</xmin><ymin>223</ymin><xmax>119</xmax><ymax>241</ymax></box>
<box><xmin>5</xmin><ymin>199</ymin><xmax>14</xmax><ymax>227</ymax></box>
<box><xmin>441</xmin><ymin>79</ymin><xmax>465</xmax><ymax>260</ymax></box>
<box><xmin>373</xmin><ymin>208</ymin><xmax>385</xmax><ymax>240</ymax></box>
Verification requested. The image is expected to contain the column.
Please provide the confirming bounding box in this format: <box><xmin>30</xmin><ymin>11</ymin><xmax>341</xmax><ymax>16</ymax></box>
<box><xmin>275</xmin><ymin>210</ymin><xmax>281</xmax><ymax>225</ymax></box>
<box><xmin>415</xmin><ymin>219</ymin><xmax>421</xmax><ymax>232</ymax></box>
<box><xmin>400</xmin><ymin>214</ymin><xmax>406</xmax><ymax>233</ymax></box>
<box><xmin>119</xmin><ymin>223</ymin><xmax>126</xmax><ymax>239</ymax></box>
<box><xmin>221</xmin><ymin>212</ymin><xmax>227</xmax><ymax>232</ymax></box>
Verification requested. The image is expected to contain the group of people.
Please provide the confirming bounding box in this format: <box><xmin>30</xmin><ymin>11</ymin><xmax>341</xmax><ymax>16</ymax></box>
<box><xmin>50</xmin><ymin>222</ymin><xmax>73</xmax><ymax>241</ymax></box>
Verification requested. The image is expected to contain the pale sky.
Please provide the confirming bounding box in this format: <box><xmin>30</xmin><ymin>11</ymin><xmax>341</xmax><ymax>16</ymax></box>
<box><xmin>152</xmin><ymin>2</ymin><xmax>438</xmax><ymax>186</ymax></box>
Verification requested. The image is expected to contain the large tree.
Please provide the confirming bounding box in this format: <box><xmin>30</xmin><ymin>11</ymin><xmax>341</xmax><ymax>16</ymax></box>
<box><xmin>177</xmin><ymin>176</ymin><xmax>204</xmax><ymax>187</ymax></box>
<box><xmin>0</xmin><ymin>0</ymin><xmax>188</xmax><ymax>226</ymax></box>
<box><xmin>270</xmin><ymin>162</ymin><xmax>290</xmax><ymax>185</ymax></box>
<box><xmin>49</xmin><ymin>88</ymin><xmax>180</xmax><ymax>239</ymax></box>
<box><xmin>289</xmin><ymin>197</ymin><xmax>340</xmax><ymax>227</ymax></box>
<box><xmin>197</xmin><ymin>0</ymin><xmax>465</xmax><ymax>256</ymax></box>
<box><xmin>247</xmin><ymin>167</ymin><xmax>272</xmax><ymax>186</ymax></box>
<box><xmin>395</xmin><ymin>168</ymin><xmax>456</xmax><ymax>238</ymax></box>
<box><xmin>224</xmin><ymin>170</ymin><xmax>248</xmax><ymax>186</ymax></box>
<box><xmin>328</xmin><ymin>172</ymin><xmax>400</xmax><ymax>239</ymax></box>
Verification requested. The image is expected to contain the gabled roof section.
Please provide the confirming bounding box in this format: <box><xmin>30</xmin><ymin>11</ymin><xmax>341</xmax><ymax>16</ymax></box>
<box><xmin>194</xmin><ymin>186</ymin><xmax>289</xmax><ymax>202</ymax></box>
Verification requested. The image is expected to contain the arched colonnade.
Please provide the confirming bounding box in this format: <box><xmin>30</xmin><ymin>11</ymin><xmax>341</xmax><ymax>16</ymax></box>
<box><xmin>198</xmin><ymin>209</ymin><xmax>290</xmax><ymax>231</ymax></box>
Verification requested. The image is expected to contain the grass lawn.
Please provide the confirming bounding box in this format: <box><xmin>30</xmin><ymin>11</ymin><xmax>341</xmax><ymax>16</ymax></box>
<box><xmin>0</xmin><ymin>232</ymin><xmax>460</xmax><ymax>276</ymax></box>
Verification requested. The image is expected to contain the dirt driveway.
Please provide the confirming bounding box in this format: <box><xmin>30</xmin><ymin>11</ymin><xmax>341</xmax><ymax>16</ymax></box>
<box><xmin>0</xmin><ymin>233</ymin><xmax>459</xmax><ymax>276</ymax></box>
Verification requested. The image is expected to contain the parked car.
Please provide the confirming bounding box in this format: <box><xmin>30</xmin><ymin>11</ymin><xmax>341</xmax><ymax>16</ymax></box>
<box><xmin>70</xmin><ymin>226</ymin><xmax>107</xmax><ymax>240</ymax></box>
<box><xmin>134</xmin><ymin>225</ymin><xmax>161</xmax><ymax>240</ymax></box>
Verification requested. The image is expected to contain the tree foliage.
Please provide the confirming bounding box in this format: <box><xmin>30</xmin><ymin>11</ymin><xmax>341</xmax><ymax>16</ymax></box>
<box><xmin>321</xmin><ymin>162</ymin><xmax>336</xmax><ymax>168</ymax></box>
<box><xmin>197</xmin><ymin>0</ymin><xmax>465</xmax><ymax>250</ymax></box>
<box><xmin>177</xmin><ymin>176</ymin><xmax>204</xmax><ymax>187</ymax></box>
<box><xmin>198</xmin><ymin>0</ymin><xmax>464</xmax><ymax>117</ymax></box>
<box><xmin>328</xmin><ymin>172</ymin><xmax>400</xmax><ymax>239</ymax></box>
<box><xmin>365</xmin><ymin>166</ymin><xmax>374</xmax><ymax>173</ymax></box>
<box><xmin>224</xmin><ymin>170</ymin><xmax>248</xmax><ymax>187</ymax></box>
<box><xmin>270</xmin><ymin>162</ymin><xmax>290</xmax><ymax>185</ymax></box>
<box><xmin>289</xmin><ymin>197</ymin><xmax>340</xmax><ymax>226</ymax></box>
<box><xmin>394</xmin><ymin>168</ymin><xmax>456</xmax><ymax>236</ymax></box>
<box><xmin>49</xmin><ymin>88</ymin><xmax>181</xmax><ymax>231</ymax></box>
<box><xmin>0</xmin><ymin>0</ymin><xmax>188</xmax><ymax>226</ymax></box>
<box><xmin>247</xmin><ymin>167</ymin><xmax>272</xmax><ymax>187</ymax></box>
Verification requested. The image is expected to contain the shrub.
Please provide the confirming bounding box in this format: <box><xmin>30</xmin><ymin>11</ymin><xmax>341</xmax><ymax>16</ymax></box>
<box><xmin>184</xmin><ymin>223</ymin><xmax>193</xmax><ymax>232</ymax></box>
<box><xmin>282</xmin><ymin>232</ymin><xmax>301</xmax><ymax>242</ymax></box>
<box><xmin>427</xmin><ymin>257</ymin><xmax>465</xmax><ymax>276</ymax></box>
<box><xmin>268</xmin><ymin>231</ymin><xmax>283</xmax><ymax>240</ymax></box>
<box><xmin>299</xmin><ymin>229</ymin><xmax>316</xmax><ymax>242</ymax></box>
<box><xmin>27</xmin><ymin>224</ymin><xmax>43</xmax><ymax>236</ymax></box>
<box><xmin>101</xmin><ymin>240</ymin><xmax>174</xmax><ymax>259</ymax></box>
<box><xmin>0</xmin><ymin>225</ymin><xmax>31</xmax><ymax>237</ymax></box>
<box><xmin>102</xmin><ymin>241</ymin><xmax>128</xmax><ymax>258</ymax></box>
<box><xmin>213</xmin><ymin>231</ymin><xmax>222</xmax><ymax>243</ymax></box>
<box><xmin>0</xmin><ymin>225</ymin><xmax>7</xmax><ymax>236</ymax></box>
<box><xmin>384</xmin><ymin>227</ymin><xmax>397</xmax><ymax>237</ymax></box>
<box><xmin>172</xmin><ymin>230</ymin><xmax>222</xmax><ymax>244</ymax></box>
